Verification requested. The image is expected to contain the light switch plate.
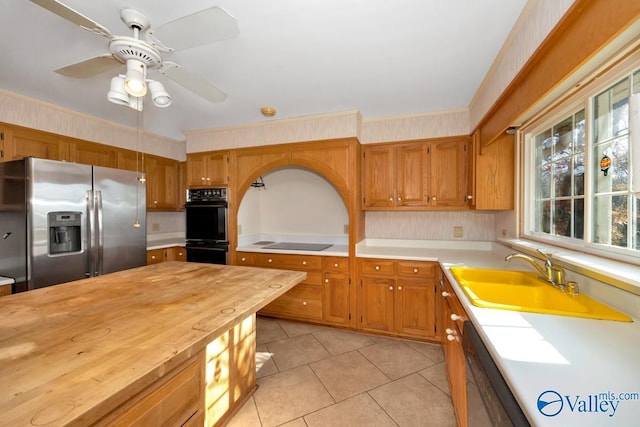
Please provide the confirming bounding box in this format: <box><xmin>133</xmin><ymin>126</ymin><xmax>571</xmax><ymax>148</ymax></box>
<box><xmin>453</xmin><ymin>226</ymin><xmax>463</xmax><ymax>238</ymax></box>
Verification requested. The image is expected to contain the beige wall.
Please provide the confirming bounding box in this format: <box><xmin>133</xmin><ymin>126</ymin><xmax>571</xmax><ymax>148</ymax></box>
<box><xmin>0</xmin><ymin>89</ymin><xmax>186</xmax><ymax>160</ymax></box>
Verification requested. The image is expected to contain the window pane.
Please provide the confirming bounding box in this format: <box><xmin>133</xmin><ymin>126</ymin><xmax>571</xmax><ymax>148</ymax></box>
<box><xmin>538</xmin><ymin>163</ymin><xmax>551</xmax><ymax>199</ymax></box>
<box><xmin>553</xmin><ymin>200</ymin><xmax>572</xmax><ymax>237</ymax></box>
<box><xmin>574</xmin><ymin>198</ymin><xmax>584</xmax><ymax>239</ymax></box>
<box><xmin>594</xmin><ymin>137</ymin><xmax>629</xmax><ymax>193</ymax></box>
<box><xmin>537</xmin><ymin>200</ymin><xmax>551</xmax><ymax>234</ymax></box>
<box><xmin>554</xmin><ymin>157</ymin><xmax>571</xmax><ymax>197</ymax></box>
<box><xmin>593</xmin><ymin>194</ymin><xmax>628</xmax><ymax>247</ymax></box>
<box><xmin>553</xmin><ymin>117</ymin><xmax>573</xmax><ymax>160</ymax></box>
<box><xmin>594</xmin><ymin>78</ymin><xmax>630</xmax><ymax>143</ymax></box>
<box><xmin>574</xmin><ymin>153</ymin><xmax>585</xmax><ymax>195</ymax></box>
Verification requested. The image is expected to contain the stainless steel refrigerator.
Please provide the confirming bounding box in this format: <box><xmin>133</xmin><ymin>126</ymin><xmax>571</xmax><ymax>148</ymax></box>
<box><xmin>0</xmin><ymin>157</ymin><xmax>146</xmax><ymax>292</ymax></box>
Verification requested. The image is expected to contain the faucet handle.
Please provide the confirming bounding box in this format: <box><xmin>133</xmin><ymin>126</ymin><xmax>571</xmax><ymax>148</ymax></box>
<box><xmin>536</xmin><ymin>248</ymin><xmax>552</xmax><ymax>261</ymax></box>
<box><xmin>552</xmin><ymin>265</ymin><xmax>565</xmax><ymax>287</ymax></box>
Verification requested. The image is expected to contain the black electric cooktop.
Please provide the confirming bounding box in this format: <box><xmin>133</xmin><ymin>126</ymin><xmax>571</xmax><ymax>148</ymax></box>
<box><xmin>262</xmin><ymin>242</ymin><xmax>333</xmax><ymax>251</ymax></box>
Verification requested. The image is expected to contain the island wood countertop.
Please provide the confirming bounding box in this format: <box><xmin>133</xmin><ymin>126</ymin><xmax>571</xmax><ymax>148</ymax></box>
<box><xmin>0</xmin><ymin>261</ymin><xmax>306</xmax><ymax>426</ymax></box>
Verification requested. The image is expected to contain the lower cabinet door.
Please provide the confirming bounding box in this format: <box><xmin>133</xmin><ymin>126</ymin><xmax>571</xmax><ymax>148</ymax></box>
<box><xmin>395</xmin><ymin>278</ymin><xmax>435</xmax><ymax>339</ymax></box>
<box><xmin>323</xmin><ymin>272</ymin><xmax>350</xmax><ymax>325</ymax></box>
<box><xmin>359</xmin><ymin>277</ymin><xmax>395</xmax><ymax>333</ymax></box>
<box><xmin>260</xmin><ymin>284</ymin><xmax>323</xmax><ymax>321</ymax></box>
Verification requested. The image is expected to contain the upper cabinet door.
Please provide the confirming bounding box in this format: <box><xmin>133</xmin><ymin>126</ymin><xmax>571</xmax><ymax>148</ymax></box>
<box><xmin>396</xmin><ymin>143</ymin><xmax>429</xmax><ymax>207</ymax></box>
<box><xmin>362</xmin><ymin>145</ymin><xmax>395</xmax><ymax>208</ymax></box>
<box><xmin>429</xmin><ymin>138</ymin><xmax>468</xmax><ymax>207</ymax></box>
<box><xmin>2</xmin><ymin>126</ymin><xmax>68</xmax><ymax>161</ymax></box>
<box><xmin>186</xmin><ymin>151</ymin><xmax>228</xmax><ymax>187</ymax></box>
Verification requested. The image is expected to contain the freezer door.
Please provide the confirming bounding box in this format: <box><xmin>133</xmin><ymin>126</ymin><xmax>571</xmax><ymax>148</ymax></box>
<box><xmin>93</xmin><ymin>166</ymin><xmax>146</xmax><ymax>275</ymax></box>
<box><xmin>28</xmin><ymin>158</ymin><xmax>92</xmax><ymax>289</ymax></box>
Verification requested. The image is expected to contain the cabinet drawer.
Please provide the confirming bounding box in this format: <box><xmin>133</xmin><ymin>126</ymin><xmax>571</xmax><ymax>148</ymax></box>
<box><xmin>302</xmin><ymin>271</ymin><xmax>323</xmax><ymax>286</ymax></box>
<box><xmin>257</xmin><ymin>253</ymin><xmax>322</xmax><ymax>270</ymax></box>
<box><xmin>99</xmin><ymin>355</ymin><xmax>202</xmax><ymax>426</ymax></box>
<box><xmin>360</xmin><ymin>259</ymin><xmax>395</xmax><ymax>276</ymax></box>
<box><xmin>236</xmin><ymin>252</ymin><xmax>257</xmax><ymax>266</ymax></box>
<box><xmin>397</xmin><ymin>261</ymin><xmax>436</xmax><ymax>278</ymax></box>
<box><xmin>260</xmin><ymin>284</ymin><xmax>323</xmax><ymax>321</ymax></box>
<box><xmin>146</xmin><ymin>249</ymin><xmax>165</xmax><ymax>265</ymax></box>
<box><xmin>323</xmin><ymin>256</ymin><xmax>349</xmax><ymax>272</ymax></box>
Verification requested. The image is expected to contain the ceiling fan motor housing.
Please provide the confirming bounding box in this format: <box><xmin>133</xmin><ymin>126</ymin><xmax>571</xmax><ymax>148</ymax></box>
<box><xmin>109</xmin><ymin>37</ymin><xmax>162</xmax><ymax>68</ymax></box>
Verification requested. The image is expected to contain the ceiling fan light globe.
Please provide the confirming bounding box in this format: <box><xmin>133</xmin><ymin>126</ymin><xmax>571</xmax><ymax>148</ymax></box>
<box><xmin>124</xmin><ymin>60</ymin><xmax>147</xmax><ymax>97</ymax></box>
<box><xmin>107</xmin><ymin>76</ymin><xmax>129</xmax><ymax>105</ymax></box>
<box><xmin>148</xmin><ymin>80</ymin><xmax>172</xmax><ymax>107</ymax></box>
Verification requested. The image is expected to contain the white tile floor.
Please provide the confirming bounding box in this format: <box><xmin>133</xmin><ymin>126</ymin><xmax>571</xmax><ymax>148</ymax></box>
<box><xmin>227</xmin><ymin>316</ymin><xmax>456</xmax><ymax>427</ymax></box>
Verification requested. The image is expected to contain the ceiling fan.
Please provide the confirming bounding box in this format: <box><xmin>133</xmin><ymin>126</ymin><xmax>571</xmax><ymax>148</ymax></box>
<box><xmin>29</xmin><ymin>0</ymin><xmax>239</xmax><ymax>109</ymax></box>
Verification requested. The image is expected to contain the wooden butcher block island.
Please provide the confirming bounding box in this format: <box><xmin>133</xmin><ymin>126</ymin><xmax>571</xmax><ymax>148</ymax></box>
<box><xmin>0</xmin><ymin>261</ymin><xmax>306</xmax><ymax>427</ymax></box>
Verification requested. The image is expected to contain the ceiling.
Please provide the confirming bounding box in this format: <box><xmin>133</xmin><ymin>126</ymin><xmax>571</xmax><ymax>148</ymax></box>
<box><xmin>0</xmin><ymin>1</ymin><xmax>529</xmax><ymax>141</ymax></box>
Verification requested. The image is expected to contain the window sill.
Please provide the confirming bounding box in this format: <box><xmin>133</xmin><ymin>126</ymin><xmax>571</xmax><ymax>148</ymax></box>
<box><xmin>497</xmin><ymin>238</ymin><xmax>640</xmax><ymax>297</ymax></box>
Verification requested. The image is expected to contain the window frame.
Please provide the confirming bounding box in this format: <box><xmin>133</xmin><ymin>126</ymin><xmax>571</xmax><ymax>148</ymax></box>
<box><xmin>521</xmin><ymin>50</ymin><xmax>640</xmax><ymax>266</ymax></box>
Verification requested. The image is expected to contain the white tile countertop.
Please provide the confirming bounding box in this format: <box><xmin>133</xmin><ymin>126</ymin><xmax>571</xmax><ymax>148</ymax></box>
<box><xmin>0</xmin><ymin>276</ymin><xmax>14</xmax><ymax>286</ymax></box>
<box><xmin>357</xmin><ymin>239</ymin><xmax>640</xmax><ymax>426</ymax></box>
<box><xmin>147</xmin><ymin>233</ymin><xmax>186</xmax><ymax>250</ymax></box>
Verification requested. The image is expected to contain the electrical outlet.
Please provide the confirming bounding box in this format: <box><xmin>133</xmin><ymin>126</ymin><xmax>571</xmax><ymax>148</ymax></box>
<box><xmin>151</xmin><ymin>223</ymin><xmax>160</xmax><ymax>232</ymax></box>
<box><xmin>501</xmin><ymin>229</ymin><xmax>507</xmax><ymax>238</ymax></box>
<box><xmin>343</xmin><ymin>224</ymin><xmax>349</xmax><ymax>234</ymax></box>
<box><xmin>453</xmin><ymin>226</ymin><xmax>463</xmax><ymax>238</ymax></box>
<box><xmin>238</xmin><ymin>224</ymin><xmax>243</xmax><ymax>234</ymax></box>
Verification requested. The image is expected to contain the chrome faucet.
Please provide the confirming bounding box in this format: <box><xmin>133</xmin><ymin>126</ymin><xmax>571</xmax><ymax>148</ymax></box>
<box><xmin>505</xmin><ymin>249</ymin><xmax>566</xmax><ymax>290</ymax></box>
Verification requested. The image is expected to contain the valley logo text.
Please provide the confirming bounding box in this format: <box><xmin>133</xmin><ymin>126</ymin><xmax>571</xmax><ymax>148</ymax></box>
<box><xmin>537</xmin><ymin>389</ymin><xmax>639</xmax><ymax>418</ymax></box>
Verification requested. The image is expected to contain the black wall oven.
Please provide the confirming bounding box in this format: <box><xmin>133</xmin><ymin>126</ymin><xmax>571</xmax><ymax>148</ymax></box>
<box><xmin>185</xmin><ymin>188</ymin><xmax>228</xmax><ymax>265</ymax></box>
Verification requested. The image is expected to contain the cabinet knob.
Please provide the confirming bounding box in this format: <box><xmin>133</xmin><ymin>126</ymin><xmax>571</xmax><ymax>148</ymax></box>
<box><xmin>432</xmin><ymin>196</ymin><xmax>437</xmax><ymax>201</ymax></box>
<box><xmin>447</xmin><ymin>334</ymin><xmax>456</xmax><ymax>342</ymax></box>
<box><xmin>201</xmin><ymin>177</ymin><xmax>206</xmax><ymax>181</ymax></box>
<box><xmin>388</xmin><ymin>197</ymin><xmax>393</xmax><ymax>202</ymax></box>
<box><xmin>397</xmin><ymin>286</ymin><xmax>402</xmax><ymax>291</ymax></box>
<box><xmin>397</xmin><ymin>196</ymin><xmax>402</xmax><ymax>201</ymax></box>
<box><xmin>389</xmin><ymin>286</ymin><xmax>394</xmax><ymax>291</ymax></box>
<box><xmin>375</xmin><ymin>265</ymin><xmax>380</xmax><ymax>271</ymax></box>
<box><xmin>413</xmin><ymin>268</ymin><xmax>418</xmax><ymax>273</ymax></box>
<box><xmin>441</xmin><ymin>291</ymin><xmax>450</xmax><ymax>297</ymax></box>
<box><xmin>333</xmin><ymin>263</ymin><xmax>339</xmax><ymax>268</ymax></box>
<box><xmin>466</xmin><ymin>195</ymin><xmax>473</xmax><ymax>200</ymax></box>
<box><xmin>206</xmin><ymin>177</ymin><xmax>211</xmax><ymax>181</ymax></box>
<box><xmin>151</xmin><ymin>255</ymin><xmax>156</xmax><ymax>259</ymax></box>
<box><xmin>268</xmin><ymin>259</ymin><xmax>273</xmax><ymax>263</ymax></box>
<box><xmin>325</xmin><ymin>279</ymin><xmax>329</xmax><ymax>283</ymax></box>
<box><xmin>153</xmin><ymin>200</ymin><xmax>158</xmax><ymax>204</ymax></box>
<box><xmin>445</xmin><ymin>328</ymin><xmax>455</xmax><ymax>335</ymax></box>
<box><xmin>241</xmin><ymin>257</ymin><xmax>246</xmax><ymax>262</ymax></box>
<box><xmin>302</xmin><ymin>301</ymin><xmax>307</xmax><ymax>306</ymax></box>
<box><xmin>302</xmin><ymin>261</ymin><xmax>307</xmax><ymax>265</ymax></box>
<box><xmin>178</xmin><ymin>252</ymin><xmax>183</xmax><ymax>256</ymax></box>
<box><xmin>450</xmin><ymin>314</ymin><xmax>461</xmax><ymax>321</ymax></box>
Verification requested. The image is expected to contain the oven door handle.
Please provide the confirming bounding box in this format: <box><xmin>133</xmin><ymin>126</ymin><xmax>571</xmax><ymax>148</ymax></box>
<box><xmin>187</xmin><ymin>246</ymin><xmax>228</xmax><ymax>251</ymax></box>
<box><xmin>185</xmin><ymin>203</ymin><xmax>227</xmax><ymax>208</ymax></box>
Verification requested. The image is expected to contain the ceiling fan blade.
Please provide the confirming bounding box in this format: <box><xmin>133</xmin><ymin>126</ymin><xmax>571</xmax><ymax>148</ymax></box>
<box><xmin>30</xmin><ymin>0</ymin><xmax>111</xmax><ymax>37</ymax></box>
<box><xmin>160</xmin><ymin>63</ymin><xmax>227</xmax><ymax>102</ymax></box>
<box><xmin>148</xmin><ymin>6</ymin><xmax>239</xmax><ymax>51</ymax></box>
<box><xmin>55</xmin><ymin>55</ymin><xmax>121</xmax><ymax>78</ymax></box>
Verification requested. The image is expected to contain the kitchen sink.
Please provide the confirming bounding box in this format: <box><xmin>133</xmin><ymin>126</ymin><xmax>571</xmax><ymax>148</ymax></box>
<box><xmin>449</xmin><ymin>267</ymin><xmax>632</xmax><ymax>322</ymax></box>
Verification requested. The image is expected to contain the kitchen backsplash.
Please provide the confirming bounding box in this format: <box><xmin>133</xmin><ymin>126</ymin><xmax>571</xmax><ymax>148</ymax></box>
<box><xmin>147</xmin><ymin>211</ymin><xmax>185</xmax><ymax>235</ymax></box>
<box><xmin>365</xmin><ymin>211</ymin><xmax>496</xmax><ymax>241</ymax></box>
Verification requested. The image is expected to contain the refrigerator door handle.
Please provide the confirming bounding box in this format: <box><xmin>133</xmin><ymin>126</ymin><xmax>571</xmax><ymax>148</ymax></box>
<box><xmin>87</xmin><ymin>190</ymin><xmax>96</xmax><ymax>278</ymax></box>
<box><xmin>96</xmin><ymin>190</ymin><xmax>104</xmax><ymax>276</ymax></box>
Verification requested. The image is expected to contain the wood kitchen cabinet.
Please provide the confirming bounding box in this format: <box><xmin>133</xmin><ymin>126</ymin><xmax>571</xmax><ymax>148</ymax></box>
<box><xmin>362</xmin><ymin>136</ymin><xmax>469</xmax><ymax>210</ymax></box>
<box><xmin>472</xmin><ymin>131</ymin><xmax>515</xmax><ymax>210</ymax></box>
<box><xmin>357</xmin><ymin>258</ymin><xmax>437</xmax><ymax>340</ymax></box>
<box><xmin>0</xmin><ymin>124</ymin><xmax>68</xmax><ymax>161</ymax></box>
<box><xmin>68</xmin><ymin>139</ymin><xmax>119</xmax><ymax>168</ymax></box>
<box><xmin>322</xmin><ymin>256</ymin><xmax>351</xmax><ymax>326</ymax></box>
<box><xmin>440</xmin><ymin>269</ymin><xmax>468</xmax><ymax>427</ymax></box>
<box><xmin>235</xmin><ymin>252</ymin><xmax>352</xmax><ymax>326</ymax></box>
<box><xmin>146</xmin><ymin>246</ymin><xmax>186</xmax><ymax>265</ymax></box>
<box><xmin>186</xmin><ymin>151</ymin><xmax>228</xmax><ymax>187</ymax></box>
<box><xmin>145</xmin><ymin>154</ymin><xmax>181</xmax><ymax>211</ymax></box>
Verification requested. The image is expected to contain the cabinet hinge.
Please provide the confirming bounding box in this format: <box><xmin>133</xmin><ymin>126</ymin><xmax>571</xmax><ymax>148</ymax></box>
<box><xmin>349</xmin><ymin>278</ymin><xmax>351</xmax><ymax>285</ymax></box>
<box><xmin>349</xmin><ymin>313</ymin><xmax>351</xmax><ymax>320</ymax></box>
<box><xmin>0</xmin><ymin>132</ymin><xmax>3</xmax><ymax>140</ymax></box>
<box><xmin>464</xmin><ymin>144</ymin><xmax>467</xmax><ymax>152</ymax></box>
<box><xmin>427</xmin><ymin>146</ymin><xmax>430</xmax><ymax>154</ymax></box>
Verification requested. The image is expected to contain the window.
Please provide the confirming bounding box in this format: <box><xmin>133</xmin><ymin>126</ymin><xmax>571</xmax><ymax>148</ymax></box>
<box><xmin>524</xmin><ymin>62</ymin><xmax>640</xmax><ymax>260</ymax></box>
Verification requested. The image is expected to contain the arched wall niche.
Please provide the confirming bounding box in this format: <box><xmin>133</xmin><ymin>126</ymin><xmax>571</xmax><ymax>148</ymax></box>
<box><xmin>237</xmin><ymin>165</ymin><xmax>349</xmax><ymax>243</ymax></box>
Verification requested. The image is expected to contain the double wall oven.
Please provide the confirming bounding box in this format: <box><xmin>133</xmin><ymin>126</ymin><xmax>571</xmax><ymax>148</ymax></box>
<box><xmin>185</xmin><ymin>188</ymin><xmax>228</xmax><ymax>265</ymax></box>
